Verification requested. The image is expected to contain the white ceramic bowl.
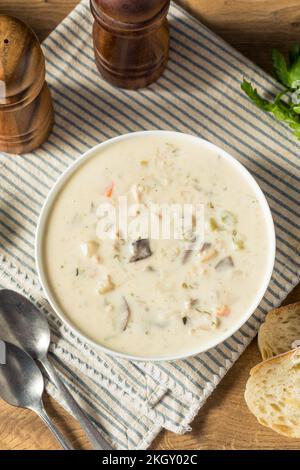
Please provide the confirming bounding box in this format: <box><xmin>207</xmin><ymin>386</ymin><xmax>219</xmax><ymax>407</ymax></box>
<box><xmin>36</xmin><ymin>131</ymin><xmax>276</xmax><ymax>362</ymax></box>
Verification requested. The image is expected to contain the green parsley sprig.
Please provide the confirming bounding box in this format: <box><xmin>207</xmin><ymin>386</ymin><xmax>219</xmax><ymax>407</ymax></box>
<box><xmin>241</xmin><ymin>45</ymin><xmax>300</xmax><ymax>140</ymax></box>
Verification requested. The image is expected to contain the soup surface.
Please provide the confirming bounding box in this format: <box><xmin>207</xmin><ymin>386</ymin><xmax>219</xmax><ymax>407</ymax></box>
<box><xmin>43</xmin><ymin>133</ymin><xmax>272</xmax><ymax>357</ymax></box>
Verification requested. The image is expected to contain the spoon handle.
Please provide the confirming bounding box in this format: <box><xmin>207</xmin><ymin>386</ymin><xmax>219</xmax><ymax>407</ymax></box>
<box><xmin>35</xmin><ymin>403</ymin><xmax>74</xmax><ymax>450</ymax></box>
<box><xmin>41</xmin><ymin>356</ymin><xmax>111</xmax><ymax>450</ymax></box>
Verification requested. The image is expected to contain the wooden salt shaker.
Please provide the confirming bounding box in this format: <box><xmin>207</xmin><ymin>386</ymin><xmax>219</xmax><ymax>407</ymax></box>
<box><xmin>90</xmin><ymin>0</ymin><xmax>170</xmax><ymax>89</ymax></box>
<box><xmin>0</xmin><ymin>15</ymin><xmax>54</xmax><ymax>154</ymax></box>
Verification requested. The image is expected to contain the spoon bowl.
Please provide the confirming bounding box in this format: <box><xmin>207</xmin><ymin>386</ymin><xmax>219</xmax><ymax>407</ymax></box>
<box><xmin>0</xmin><ymin>341</ymin><xmax>72</xmax><ymax>449</ymax></box>
<box><xmin>0</xmin><ymin>289</ymin><xmax>50</xmax><ymax>360</ymax></box>
<box><xmin>0</xmin><ymin>289</ymin><xmax>111</xmax><ymax>450</ymax></box>
<box><xmin>0</xmin><ymin>341</ymin><xmax>43</xmax><ymax>409</ymax></box>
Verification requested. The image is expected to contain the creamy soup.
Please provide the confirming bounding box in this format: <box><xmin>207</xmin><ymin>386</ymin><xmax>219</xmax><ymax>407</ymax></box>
<box><xmin>43</xmin><ymin>133</ymin><xmax>273</xmax><ymax>357</ymax></box>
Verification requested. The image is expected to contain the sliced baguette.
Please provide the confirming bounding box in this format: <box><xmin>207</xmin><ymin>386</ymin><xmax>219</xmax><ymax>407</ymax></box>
<box><xmin>245</xmin><ymin>347</ymin><xmax>300</xmax><ymax>438</ymax></box>
<box><xmin>258</xmin><ymin>301</ymin><xmax>300</xmax><ymax>360</ymax></box>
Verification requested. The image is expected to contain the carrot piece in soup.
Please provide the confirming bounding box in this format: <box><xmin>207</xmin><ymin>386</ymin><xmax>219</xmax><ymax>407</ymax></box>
<box><xmin>216</xmin><ymin>305</ymin><xmax>231</xmax><ymax>317</ymax></box>
<box><xmin>104</xmin><ymin>182</ymin><xmax>114</xmax><ymax>197</ymax></box>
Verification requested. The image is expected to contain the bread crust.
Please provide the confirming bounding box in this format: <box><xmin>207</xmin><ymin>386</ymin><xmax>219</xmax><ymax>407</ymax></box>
<box><xmin>250</xmin><ymin>347</ymin><xmax>300</xmax><ymax>375</ymax></box>
<box><xmin>245</xmin><ymin>347</ymin><xmax>300</xmax><ymax>438</ymax></box>
<box><xmin>258</xmin><ymin>301</ymin><xmax>300</xmax><ymax>360</ymax></box>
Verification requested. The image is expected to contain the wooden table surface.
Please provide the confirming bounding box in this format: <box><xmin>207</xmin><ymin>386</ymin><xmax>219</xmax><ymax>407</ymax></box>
<box><xmin>0</xmin><ymin>0</ymin><xmax>299</xmax><ymax>450</ymax></box>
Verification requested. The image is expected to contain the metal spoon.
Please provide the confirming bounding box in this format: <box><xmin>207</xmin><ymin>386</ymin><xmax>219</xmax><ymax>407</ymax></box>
<box><xmin>0</xmin><ymin>289</ymin><xmax>111</xmax><ymax>450</ymax></box>
<box><xmin>0</xmin><ymin>341</ymin><xmax>73</xmax><ymax>450</ymax></box>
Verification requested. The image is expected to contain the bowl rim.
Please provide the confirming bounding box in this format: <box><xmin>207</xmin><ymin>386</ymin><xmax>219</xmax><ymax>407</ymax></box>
<box><xmin>35</xmin><ymin>130</ymin><xmax>276</xmax><ymax>362</ymax></box>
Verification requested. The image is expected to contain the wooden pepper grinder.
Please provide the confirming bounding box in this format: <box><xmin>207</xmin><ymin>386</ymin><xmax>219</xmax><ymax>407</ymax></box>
<box><xmin>0</xmin><ymin>15</ymin><xmax>54</xmax><ymax>154</ymax></box>
<box><xmin>90</xmin><ymin>0</ymin><xmax>170</xmax><ymax>89</ymax></box>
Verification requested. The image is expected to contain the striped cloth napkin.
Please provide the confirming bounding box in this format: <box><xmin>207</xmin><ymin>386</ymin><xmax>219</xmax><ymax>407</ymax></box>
<box><xmin>0</xmin><ymin>0</ymin><xmax>299</xmax><ymax>450</ymax></box>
